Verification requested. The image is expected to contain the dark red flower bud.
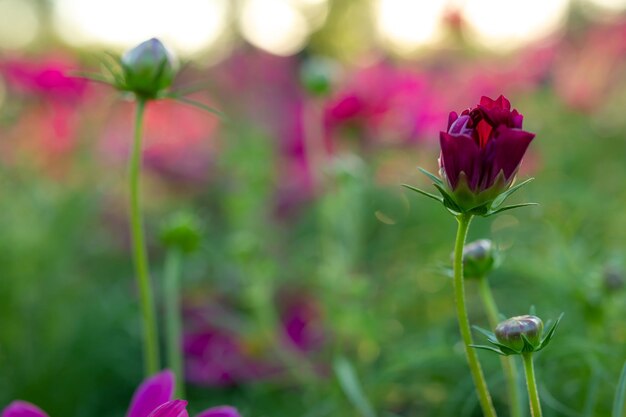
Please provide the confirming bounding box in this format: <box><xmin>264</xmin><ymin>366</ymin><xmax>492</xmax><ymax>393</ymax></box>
<box><xmin>439</xmin><ymin>95</ymin><xmax>535</xmax><ymax>212</ymax></box>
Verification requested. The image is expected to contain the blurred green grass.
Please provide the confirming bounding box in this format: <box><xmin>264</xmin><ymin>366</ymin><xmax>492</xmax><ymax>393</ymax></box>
<box><xmin>0</xmin><ymin>85</ymin><xmax>625</xmax><ymax>417</ymax></box>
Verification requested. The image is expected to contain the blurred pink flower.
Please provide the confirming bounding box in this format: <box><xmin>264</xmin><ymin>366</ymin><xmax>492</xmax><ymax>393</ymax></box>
<box><xmin>323</xmin><ymin>61</ymin><xmax>447</xmax><ymax>149</ymax></box>
<box><xmin>1</xmin><ymin>57</ymin><xmax>87</xmax><ymax>103</ymax></box>
<box><xmin>0</xmin><ymin>371</ymin><xmax>240</xmax><ymax>417</ymax></box>
<box><xmin>0</xmin><ymin>55</ymin><xmax>94</xmax><ymax>168</ymax></box>
<box><xmin>210</xmin><ymin>50</ymin><xmax>315</xmax><ymax>217</ymax></box>
<box><xmin>277</xmin><ymin>288</ymin><xmax>326</xmax><ymax>353</ymax></box>
<box><xmin>183</xmin><ymin>289</ymin><xmax>326</xmax><ymax>386</ymax></box>
<box><xmin>100</xmin><ymin>99</ymin><xmax>220</xmax><ymax>187</ymax></box>
<box><xmin>553</xmin><ymin>20</ymin><xmax>626</xmax><ymax>112</ymax></box>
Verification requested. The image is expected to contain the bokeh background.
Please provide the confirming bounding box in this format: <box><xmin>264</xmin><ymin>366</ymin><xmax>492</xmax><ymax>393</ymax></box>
<box><xmin>1</xmin><ymin>0</ymin><xmax>626</xmax><ymax>416</ymax></box>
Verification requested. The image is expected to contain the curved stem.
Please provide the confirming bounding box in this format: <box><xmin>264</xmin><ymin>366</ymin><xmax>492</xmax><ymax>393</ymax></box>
<box><xmin>453</xmin><ymin>214</ymin><xmax>497</xmax><ymax>417</ymax></box>
<box><xmin>478</xmin><ymin>276</ymin><xmax>522</xmax><ymax>417</ymax></box>
<box><xmin>522</xmin><ymin>353</ymin><xmax>543</xmax><ymax>417</ymax></box>
<box><xmin>164</xmin><ymin>248</ymin><xmax>185</xmax><ymax>397</ymax></box>
<box><xmin>130</xmin><ymin>99</ymin><xmax>160</xmax><ymax>376</ymax></box>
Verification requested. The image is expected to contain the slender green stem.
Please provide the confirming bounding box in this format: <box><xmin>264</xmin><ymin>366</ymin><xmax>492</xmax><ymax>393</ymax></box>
<box><xmin>478</xmin><ymin>276</ymin><xmax>522</xmax><ymax>417</ymax></box>
<box><xmin>129</xmin><ymin>98</ymin><xmax>160</xmax><ymax>376</ymax></box>
<box><xmin>453</xmin><ymin>214</ymin><xmax>497</xmax><ymax>417</ymax></box>
<box><xmin>164</xmin><ymin>248</ymin><xmax>185</xmax><ymax>397</ymax></box>
<box><xmin>522</xmin><ymin>353</ymin><xmax>542</xmax><ymax>417</ymax></box>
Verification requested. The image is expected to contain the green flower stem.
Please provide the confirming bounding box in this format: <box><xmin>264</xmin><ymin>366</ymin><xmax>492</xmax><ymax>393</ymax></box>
<box><xmin>164</xmin><ymin>248</ymin><xmax>185</xmax><ymax>398</ymax></box>
<box><xmin>478</xmin><ymin>276</ymin><xmax>522</xmax><ymax>417</ymax></box>
<box><xmin>522</xmin><ymin>352</ymin><xmax>542</xmax><ymax>417</ymax></box>
<box><xmin>453</xmin><ymin>214</ymin><xmax>497</xmax><ymax>417</ymax></box>
<box><xmin>130</xmin><ymin>98</ymin><xmax>160</xmax><ymax>376</ymax></box>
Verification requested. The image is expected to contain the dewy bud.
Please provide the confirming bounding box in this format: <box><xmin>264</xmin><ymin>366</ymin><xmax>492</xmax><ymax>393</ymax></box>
<box><xmin>462</xmin><ymin>239</ymin><xmax>497</xmax><ymax>279</ymax></box>
<box><xmin>121</xmin><ymin>38</ymin><xmax>178</xmax><ymax>98</ymax></box>
<box><xmin>495</xmin><ymin>315</ymin><xmax>543</xmax><ymax>352</ymax></box>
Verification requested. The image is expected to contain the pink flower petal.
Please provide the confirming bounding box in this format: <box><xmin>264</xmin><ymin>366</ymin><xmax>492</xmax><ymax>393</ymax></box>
<box><xmin>147</xmin><ymin>401</ymin><xmax>188</xmax><ymax>417</ymax></box>
<box><xmin>2</xmin><ymin>402</ymin><xmax>49</xmax><ymax>417</ymax></box>
<box><xmin>127</xmin><ymin>370</ymin><xmax>175</xmax><ymax>417</ymax></box>
<box><xmin>195</xmin><ymin>406</ymin><xmax>241</xmax><ymax>417</ymax></box>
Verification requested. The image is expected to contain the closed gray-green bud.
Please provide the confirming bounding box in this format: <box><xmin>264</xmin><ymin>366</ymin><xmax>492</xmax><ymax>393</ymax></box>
<box><xmin>461</xmin><ymin>239</ymin><xmax>496</xmax><ymax>279</ymax></box>
<box><xmin>121</xmin><ymin>38</ymin><xmax>178</xmax><ymax>98</ymax></box>
<box><xmin>495</xmin><ymin>315</ymin><xmax>543</xmax><ymax>352</ymax></box>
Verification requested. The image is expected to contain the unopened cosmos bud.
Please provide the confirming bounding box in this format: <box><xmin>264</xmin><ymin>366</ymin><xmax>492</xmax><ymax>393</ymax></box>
<box><xmin>121</xmin><ymin>38</ymin><xmax>178</xmax><ymax>98</ymax></box>
<box><xmin>462</xmin><ymin>239</ymin><xmax>497</xmax><ymax>279</ymax></box>
<box><xmin>495</xmin><ymin>315</ymin><xmax>543</xmax><ymax>352</ymax></box>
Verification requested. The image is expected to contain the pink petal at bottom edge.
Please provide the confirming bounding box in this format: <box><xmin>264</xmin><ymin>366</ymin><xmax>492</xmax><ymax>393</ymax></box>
<box><xmin>195</xmin><ymin>406</ymin><xmax>241</xmax><ymax>417</ymax></box>
<box><xmin>1</xmin><ymin>401</ymin><xmax>49</xmax><ymax>417</ymax></box>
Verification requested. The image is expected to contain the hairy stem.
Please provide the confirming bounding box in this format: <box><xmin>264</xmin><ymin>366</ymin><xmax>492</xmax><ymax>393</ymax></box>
<box><xmin>478</xmin><ymin>276</ymin><xmax>522</xmax><ymax>417</ymax></box>
<box><xmin>523</xmin><ymin>353</ymin><xmax>543</xmax><ymax>417</ymax></box>
<box><xmin>453</xmin><ymin>214</ymin><xmax>497</xmax><ymax>417</ymax></box>
<box><xmin>164</xmin><ymin>248</ymin><xmax>185</xmax><ymax>397</ymax></box>
<box><xmin>130</xmin><ymin>99</ymin><xmax>160</xmax><ymax>375</ymax></box>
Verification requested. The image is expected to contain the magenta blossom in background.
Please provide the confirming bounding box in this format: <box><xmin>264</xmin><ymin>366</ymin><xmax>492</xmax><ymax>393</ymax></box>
<box><xmin>323</xmin><ymin>62</ymin><xmax>446</xmax><ymax>149</ymax></box>
<box><xmin>1</xmin><ymin>371</ymin><xmax>240</xmax><ymax>417</ymax></box>
<box><xmin>183</xmin><ymin>289</ymin><xmax>326</xmax><ymax>387</ymax></box>
<box><xmin>100</xmin><ymin>99</ymin><xmax>219</xmax><ymax>187</ymax></box>
<box><xmin>439</xmin><ymin>95</ymin><xmax>535</xmax><ymax>211</ymax></box>
<box><xmin>1</xmin><ymin>57</ymin><xmax>87</xmax><ymax>103</ymax></box>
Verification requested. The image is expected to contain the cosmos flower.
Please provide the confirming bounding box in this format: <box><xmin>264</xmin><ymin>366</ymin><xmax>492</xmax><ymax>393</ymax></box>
<box><xmin>1</xmin><ymin>371</ymin><xmax>240</xmax><ymax>417</ymax></box>
<box><xmin>438</xmin><ymin>95</ymin><xmax>535</xmax><ymax>213</ymax></box>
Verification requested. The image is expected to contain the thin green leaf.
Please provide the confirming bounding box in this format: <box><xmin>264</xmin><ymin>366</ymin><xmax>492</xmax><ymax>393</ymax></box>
<box><xmin>334</xmin><ymin>357</ymin><xmax>377</xmax><ymax>417</ymax></box>
<box><xmin>583</xmin><ymin>367</ymin><xmax>601</xmax><ymax>417</ymax></box>
<box><xmin>100</xmin><ymin>56</ymin><xmax>125</xmax><ymax>85</ymax></box>
<box><xmin>491</xmin><ymin>177</ymin><xmax>534</xmax><ymax>208</ymax></box>
<box><xmin>521</xmin><ymin>333</ymin><xmax>536</xmax><ymax>352</ymax></box>
<box><xmin>69</xmin><ymin>71</ymin><xmax>115</xmax><ymax>86</ymax></box>
<box><xmin>490</xmin><ymin>342</ymin><xmax>519</xmax><ymax>356</ymax></box>
<box><xmin>613</xmin><ymin>362</ymin><xmax>626</xmax><ymax>417</ymax></box>
<box><xmin>418</xmin><ymin>167</ymin><xmax>444</xmax><ymax>186</ymax></box>
<box><xmin>486</xmin><ymin>202</ymin><xmax>538</xmax><ymax>217</ymax></box>
<box><xmin>469</xmin><ymin>344</ymin><xmax>506</xmax><ymax>355</ymax></box>
<box><xmin>472</xmin><ymin>325</ymin><xmax>495</xmax><ymax>340</ymax></box>
<box><xmin>167</xmin><ymin>95</ymin><xmax>226</xmax><ymax>119</ymax></box>
<box><xmin>401</xmin><ymin>184</ymin><xmax>443</xmax><ymax>203</ymax></box>
<box><xmin>433</xmin><ymin>183</ymin><xmax>462</xmax><ymax>212</ymax></box>
<box><xmin>170</xmin><ymin>80</ymin><xmax>215</xmax><ymax>96</ymax></box>
<box><xmin>540</xmin><ymin>313</ymin><xmax>564</xmax><ymax>350</ymax></box>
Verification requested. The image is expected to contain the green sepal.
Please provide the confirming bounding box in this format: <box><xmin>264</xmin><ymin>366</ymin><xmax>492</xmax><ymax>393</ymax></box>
<box><xmin>433</xmin><ymin>183</ymin><xmax>463</xmax><ymax>213</ymax></box>
<box><xmin>537</xmin><ymin>313</ymin><xmax>563</xmax><ymax>351</ymax></box>
<box><xmin>404</xmin><ymin>167</ymin><xmax>535</xmax><ymax>218</ymax></box>
<box><xmin>491</xmin><ymin>177</ymin><xmax>534</xmax><ymax>209</ymax></box>
<box><xmin>521</xmin><ymin>333</ymin><xmax>537</xmax><ymax>352</ymax></box>
<box><xmin>470</xmin><ymin>344</ymin><xmax>508</xmax><ymax>356</ymax></box>
<box><xmin>418</xmin><ymin>167</ymin><xmax>444</xmax><ymax>186</ymax></box>
<box><xmin>485</xmin><ymin>202</ymin><xmax>538</xmax><ymax>217</ymax></box>
<box><xmin>164</xmin><ymin>94</ymin><xmax>226</xmax><ymax>119</ymax></box>
<box><xmin>69</xmin><ymin>71</ymin><xmax>115</xmax><ymax>87</ymax></box>
<box><xmin>473</xmin><ymin>313</ymin><xmax>564</xmax><ymax>356</ymax></box>
<box><xmin>401</xmin><ymin>184</ymin><xmax>443</xmax><ymax>204</ymax></box>
<box><xmin>472</xmin><ymin>325</ymin><xmax>496</xmax><ymax>340</ymax></box>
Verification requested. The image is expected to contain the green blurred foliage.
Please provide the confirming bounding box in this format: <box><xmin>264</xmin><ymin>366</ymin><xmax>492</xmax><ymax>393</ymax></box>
<box><xmin>1</xmin><ymin>3</ymin><xmax>626</xmax><ymax>416</ymax></box>
<box><xmin>1</xmin><ymin>88</ymin><xmax>625</xmax><ymax>417</ymax></box>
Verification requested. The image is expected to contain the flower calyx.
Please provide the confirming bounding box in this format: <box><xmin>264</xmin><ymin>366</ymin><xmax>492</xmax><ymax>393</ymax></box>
<box><xmin>471</xmin><ymin>313</ymin><xmax>563</xmax><ymax>356</ymax></box>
